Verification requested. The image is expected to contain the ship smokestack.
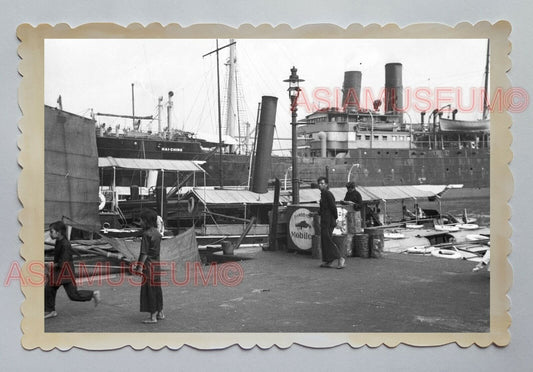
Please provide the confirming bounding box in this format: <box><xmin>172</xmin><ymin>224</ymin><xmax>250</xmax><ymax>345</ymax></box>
<box><xmin>452</xmin><ymin>109</ymin><xmax>458</xmax><ymax>120</ymax></box>
<box><xmin>167</xmin><ymin>91</ymin><xmax>174</xmax><ymax>132</ymax></box>
<box><xmin>317</xmin><ymin>131</ymin><xmax>327</xmax><ymax>158</ymax></box>
<box><xmin>421</xmin><ymin>111</ymin><xmax>426</xmax><ymax>125</ymax></box>
<box><xmin>385</xmin><ymin>63</ymin><xmax>403</xmax><ymax>123</ymax></box>
<box><xmin>342</xmin><ymin>71</ymin><xmax>362</xmax><ymax>112</ymax></box>
<box><xmin>251</xmin><ymin>96</ymin><xmax>278</xmax><ymax>193</ymax></box>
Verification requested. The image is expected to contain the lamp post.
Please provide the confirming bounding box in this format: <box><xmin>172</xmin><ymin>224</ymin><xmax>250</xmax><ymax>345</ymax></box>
<box><xmin>284</xmin><ymin>66</ymin><xmax>304</xmax><ymax>204</ymax></box>
<box><xmin>368</xmin><ymin>110</ymin><xmax>374</xmax><ymax>149</ymax></box>
<box><xmin>284</xmin><ymin>166</ymin><xmax>292</xmax><ymax>191</ymax></box>
<box><xmin>347</xmin><ymin>163</ymin><xmax>359</xmax><ymax>182</ymax></box>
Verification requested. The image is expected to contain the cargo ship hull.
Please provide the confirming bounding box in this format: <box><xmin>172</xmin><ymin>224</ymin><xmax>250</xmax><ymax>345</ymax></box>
<box><xmin>97</xmin><ymin>135</ymin><xmax>489</xmax><ymax>188</ymax></box>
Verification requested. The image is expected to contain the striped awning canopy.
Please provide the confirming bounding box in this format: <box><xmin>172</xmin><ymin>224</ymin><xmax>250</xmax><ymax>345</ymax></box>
<box><xmin>98</xmin><ymin>157</ymin><xmax>205</xmax><ymax>172</ymax></box>
<box><xmin>189</xmin><ymin>184</ymin><xmax>457</xmax><ymax>206</ymax></box>
<box><xmin>300</xmin><ymin>185</ymin><xmax>455</xmax><ymax>203</ymax></box>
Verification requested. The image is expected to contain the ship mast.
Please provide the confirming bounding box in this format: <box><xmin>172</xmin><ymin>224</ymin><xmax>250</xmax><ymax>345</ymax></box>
<box><xmin>482</xmin><ymin>39</ymin><xmax>490</xmax><ymax>120</ymax></box>
<box><xmin>131</xmin><ymin>83</ymin><xmax>135</xmax><ymax>127</ymax></box>
<box><xmin>203</xmin><ymin>39</ymin><xmax>237</xmax><ymax>188</ymax></box>
<box><xmin>167</xmin><ymin>91</ymin><xmax>174</xmax><ymax>134</ymax></box>
<box><xmin>225</xmin><ymin>39</ymin><xmax>236</xmax><ymax>143</ymax></box>
<box><xmin>157</xmin><ymin>96</ymin><xmax>163</xmax><ymax>133</ymax></box>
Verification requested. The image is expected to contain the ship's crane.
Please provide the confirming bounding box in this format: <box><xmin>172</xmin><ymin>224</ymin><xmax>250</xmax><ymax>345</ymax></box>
<box><xmin>96</xmin><ymin>112</ymin><xmax>154</xmax><ymax>131</ymax></box>
<box><xmin>95</xmin><ymin>112</ymin><xmax>153</xmax><ymax>120</ymax></box>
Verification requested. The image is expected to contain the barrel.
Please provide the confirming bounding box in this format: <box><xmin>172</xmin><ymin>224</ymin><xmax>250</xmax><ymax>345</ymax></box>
<box><xmin>353</xmin><ymin>233</ymin><xmax>369</xmax><ymax>258</ymax></box>
<box><xmin>365</xmin><ymin>228</ymin><xmax>384</xmax><ymax>258</ymax></box>
<box><xmin>221</xmin><ymin>241</ymin><xmax>234</xmax><ymax>255</ymax></box>
<box><xmin>332</xmin><ymin>234</ymin><xmax>353</xmax><ymax>258</ymax></box>
<box><xmin>346</xmin><ymin>210</ymin><xmax>363</xmax><ymax>234</ymax></box>
<box><xmin>343</xmin><ymin>234</ymin><xmax>354</xmax><ymax>257</ymax></box>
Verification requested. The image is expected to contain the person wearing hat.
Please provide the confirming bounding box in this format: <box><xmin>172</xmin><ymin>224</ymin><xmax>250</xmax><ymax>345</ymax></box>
<box><xmin>341</xmin><ymin>181</ymin><xmax>364</xmax><ymax>231</ymax></box>
<box><xmin>342</xmin><ymin>181</ymin><xmax>362</xmax><ymax>211</ymax></box>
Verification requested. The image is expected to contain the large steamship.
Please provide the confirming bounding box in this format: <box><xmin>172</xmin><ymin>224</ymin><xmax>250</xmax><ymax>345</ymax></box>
<box><xmin>93</xmin><ymin>60</ymin><xmax>490</xmax><ymax>189</ymax></box>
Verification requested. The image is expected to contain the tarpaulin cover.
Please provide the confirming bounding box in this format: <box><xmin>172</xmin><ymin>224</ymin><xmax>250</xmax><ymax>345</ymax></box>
<box><xmin>190</xmin><ymin>188</ymin><xmax>280</xmax><ymax>205</ymax></box>
<box><xmin>190</xmin><ymin>184</ymin><xmax>453</xmax><ymax>205</ymax></box>
<box><xmin>101</xmin><ymin>227</ymin><xmax>200</xmax><ymax>267</ymax></box>
<box><xmin>45</xmin><ymin>106</ymin><xmax>100</xmax><ymax>230</ymax></box>
<box><xmin>297</xmin><ymin>185</ymin><xmax>451</xmax><ymax>203</ymax></box>
<box><xmin>98</xmin><ymin>157</ymin><xmax>205</xmax><ymax>172</ymax></box>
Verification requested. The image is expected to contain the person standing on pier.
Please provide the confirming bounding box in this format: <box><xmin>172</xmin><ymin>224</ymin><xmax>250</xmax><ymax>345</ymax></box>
<box><xmin>342</xmin><ymin>181</ymin><xmax>362</xmax><ymax>210</ymax></box>
<box><xmin>133</xmin><ymin>209</ymin><xmax>164</xmax><ymax>324</ymax></box>
<box><xmin>341</xmin><ymin>181</ymin><xmax>364</xmax><ymax>232</ymax></box>
<box><xmin>44</xmin><ymin>220</ymin><xmax>101</xmax><ymax>319</ymax></box>
<box><xmin>317</xmin><ymin>176</ymin><xmax>345</xmax><ymax>269</ymax></box>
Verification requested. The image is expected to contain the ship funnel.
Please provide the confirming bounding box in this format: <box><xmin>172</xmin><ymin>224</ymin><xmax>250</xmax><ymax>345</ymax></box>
<box><xmin>342</xmin><ymin>71</ymin><xmax>362</xmax><ymax>112</ymax></box>
<box><xmin>385</xmin><ymin>63</ymin><xmax>403</xmax><ymax>122</ymax></box>
<box><xmin>251</xmin><ymin>96</ymin><xmax>278</xmax><ymax>194</ymax></box>
<box><xmin>317</xmin><ymin>131</ymin><xmax>327</xmax><ymax>158</ymax></box>
<box><xmin>167</xmin><ymin>91</ymin><xmax>174</xmax><ymax>132</ymax></box>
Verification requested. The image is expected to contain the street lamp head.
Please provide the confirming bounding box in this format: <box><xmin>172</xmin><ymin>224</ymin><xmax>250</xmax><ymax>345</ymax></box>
<box><xmin>283</xmin><ymin>66</ymin><xmax>305</xmax><ymax>99</ymax></box>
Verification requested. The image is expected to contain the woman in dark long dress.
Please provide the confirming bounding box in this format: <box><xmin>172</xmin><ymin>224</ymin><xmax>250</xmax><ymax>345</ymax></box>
<box><xmin>134</xmin><ymin>209</ymin><xmax>164</xmax><ymax>324</ymax></box>
<box><xmin>317</xmin><ymin>176</ymin><xmax>345</xmax><ymax>269</ymax></box>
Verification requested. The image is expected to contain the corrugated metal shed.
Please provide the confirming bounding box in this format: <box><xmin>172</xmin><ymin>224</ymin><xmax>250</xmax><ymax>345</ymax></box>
<box><xmin>98</xmin><ymin>157</ymin><xmax>205</xmax><ymax>172</ymax></box>
<box><xmin>190</xmin><ymin>185</ymin><xmax>452</xmax><ymax>206</ymax></box>
<box><xmin>191</xmin><ymin>188</ymin><xmax>279</xmax><ymax>205</ymax></box>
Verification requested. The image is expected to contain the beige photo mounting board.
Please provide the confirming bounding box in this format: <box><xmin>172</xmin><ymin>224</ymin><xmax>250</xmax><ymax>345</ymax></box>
<box><xmin>17</xmin><ymin>22</ymin><xmax>512</xmax><ymax>350</ymax></box>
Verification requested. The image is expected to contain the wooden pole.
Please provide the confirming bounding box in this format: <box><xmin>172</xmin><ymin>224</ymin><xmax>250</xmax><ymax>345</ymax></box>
<box><xmin>268</xmin><ymin>178</ymin><xmax>281</xmax><ymax>251</ymax></box>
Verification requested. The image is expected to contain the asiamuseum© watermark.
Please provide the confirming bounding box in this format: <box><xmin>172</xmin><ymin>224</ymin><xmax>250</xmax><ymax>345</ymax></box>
<box><xmin>3</xmin><ymin>261</ymin><xmax>244</xmax><ymax>287</ymax></box>
<box><xmin>293</xmin><ymin>86</ymin><xmax>529</xmax><ymax>114</ymax></box>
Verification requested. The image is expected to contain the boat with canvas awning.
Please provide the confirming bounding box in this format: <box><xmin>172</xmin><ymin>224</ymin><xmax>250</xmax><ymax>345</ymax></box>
<box><xmin>98</xmin><ymin>156</ymin><xmax>206</xmax><ymax>230</ymax></box>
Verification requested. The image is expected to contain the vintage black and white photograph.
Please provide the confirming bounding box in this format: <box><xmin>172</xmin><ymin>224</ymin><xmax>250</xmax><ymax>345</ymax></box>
<box><xmin>17</xmin><ymin>23</ymin><xmax>511</xmax><ymax>349</ymax></box>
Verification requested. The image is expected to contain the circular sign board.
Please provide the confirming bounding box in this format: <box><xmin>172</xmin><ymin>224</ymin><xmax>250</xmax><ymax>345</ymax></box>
<box><xmin>288</xmin><ymin>208</ymin><xmax>315</xmax><ymax>250</ymax></box>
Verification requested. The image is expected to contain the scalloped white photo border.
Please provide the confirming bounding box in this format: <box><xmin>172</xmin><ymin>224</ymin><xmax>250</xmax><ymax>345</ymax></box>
<box><xmin>17</xmin><ymin>22</ymin><xmax>512</xmax><ymax>350</ymax></box>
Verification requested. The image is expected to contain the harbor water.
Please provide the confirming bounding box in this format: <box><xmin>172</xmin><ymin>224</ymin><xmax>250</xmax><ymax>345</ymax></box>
<box><xmin>383</xmin><ymin>188</ymin><xmax>490</xmax><ymax>226</ymax></box>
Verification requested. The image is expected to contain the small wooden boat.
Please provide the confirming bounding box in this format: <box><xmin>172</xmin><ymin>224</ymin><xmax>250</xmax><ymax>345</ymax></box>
<box><xmin>434</xmin><ymin>224</ymin><xmax>460</xmax><ymax>232</ymax></box>
<box><xmin>466</xmin><ymin>234</ymin><xmax>489</xmax><ymax>242</ymax></box>
<box><xmin>456</xmin><ymin>223</ymin><xmax>479</xmax><ymax>230</ymax></box>
<box><xmin>405</xmin><ymin>224</ymin><xmax>424</xmax><ymax>229</ymax></box>
<box><xmin>466</xmin><ymin>245</ymin><xmax>489</xmax><ymax>254</ymax></box>
<box><xmin>448</xmin><ymin>244</ymin><xmax>489</xmax><ymax>260</ymax></box>
<box><xmin>431</xmin><ymin>248</ymin><xmax>462</xmax><ymax>259</ymax></box>
<box><xmin>384</xmin><ymin>232</ymin><xmax>405</xmax><ymax>239</ymax></box>
<box><xmin>406</xmin><ymin>246</ymin><xmax>435</xmax><ymax>255</ymax></box>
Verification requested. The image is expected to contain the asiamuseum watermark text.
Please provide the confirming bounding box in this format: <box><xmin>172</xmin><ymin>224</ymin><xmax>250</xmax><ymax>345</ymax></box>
<box><xmin>293</xmin><ymin>86</ymin><xmax>529</xmax><ymax>114</ymax></box>
<box><xmin>4</xmin><ymin>261</ymin><xmax>244</xmax><ymax>287</ymax></box>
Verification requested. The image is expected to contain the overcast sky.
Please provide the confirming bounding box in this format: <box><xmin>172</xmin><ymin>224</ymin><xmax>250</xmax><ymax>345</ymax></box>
<box><xmin>45</xmin><ymin>38</ymin><xmax>487</xmax><ymax>153</ymax></box>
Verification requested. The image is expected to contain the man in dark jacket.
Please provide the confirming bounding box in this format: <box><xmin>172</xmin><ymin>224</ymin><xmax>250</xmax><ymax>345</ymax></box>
<box><xmin>45</xmin><ymin>221</ymin><xmax>101</xmax><ymax>319</ymax></box>
<box><xmin>341</xmin><ymin>181</ymin><xmax>362</xmax><ymax>210</ymax></box>
<box><xmin>317</xmin><ymin>176</ymin><xmax>345</xmax><ymax>269</ymax></box>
